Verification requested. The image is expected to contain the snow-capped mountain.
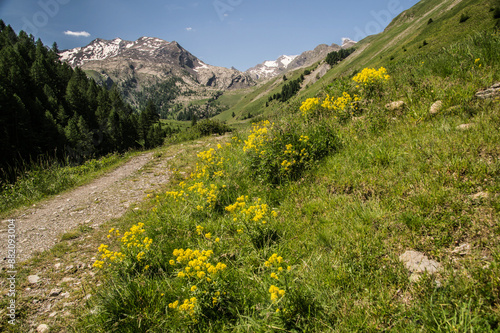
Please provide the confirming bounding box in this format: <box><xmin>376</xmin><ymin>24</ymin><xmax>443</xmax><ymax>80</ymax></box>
<box><xmin>58</xmin><ymin>36</ymin><xmax>357</xmax><ymax>109</ymax></box>
<box><xmin>59</xmin><ymin>37</ymin><xmax>255</xmax><ymax>92</ymax></box>
<box><xmin>60</xmin><ymin>37</ymin><xmax>174</xmax><ymax>67</ymax></box>
<box><xmin>245</xmin><ymin>39</ymin><xmax>356</xmax><ymax>81</ymax></box>
<box><xmin>246</xmin><ymin>55</ymin><xmax>299</xmax><ymax>80</ymax></box>
<box><xmin>341</xmin><ymin>37</ymin><xmax>357</xmax><ymax>49</ymax></box>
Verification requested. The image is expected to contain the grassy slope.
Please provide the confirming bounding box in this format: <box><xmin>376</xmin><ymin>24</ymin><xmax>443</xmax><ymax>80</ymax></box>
<box><xmin>11</xmin><ymin>0</ymin><xmax>500</xmax><ymax>331</ymax></box>
<box><xmin>217</xmin><ymin>63</ymin><xmax>320</xmax><ymax>123</ymax></box>
<box><xmin>241</xmin><ymin>0</ymin><xmax>498</xmax><ymax>106</ymax></box>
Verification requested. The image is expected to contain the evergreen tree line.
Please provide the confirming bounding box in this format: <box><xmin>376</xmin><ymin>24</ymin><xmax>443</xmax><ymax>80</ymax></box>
<box><xmin>268</xmin><ymin>73</ymin><xmax>306</xmax><ymax>103</ymax></box>
<box><xmin>0</xmin><ymin>21</ymin><xmax>168</xmax><ymax>179</ymax></box>
<box><xmin>134</xmin><ymin>77</ymin><xmax>181</xmax><ymax>118</ymax></box>
<box><xmin>325</xmin><ymin>48</ymin><xmax>355</xmax><ymax>67</ymax></box>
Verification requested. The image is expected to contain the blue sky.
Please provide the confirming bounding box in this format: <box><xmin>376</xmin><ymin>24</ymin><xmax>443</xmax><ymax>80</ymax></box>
<box><xmin>1</xmin><ymin>0</ymin><xmax>419</xmax><ymax>71</ymax></box>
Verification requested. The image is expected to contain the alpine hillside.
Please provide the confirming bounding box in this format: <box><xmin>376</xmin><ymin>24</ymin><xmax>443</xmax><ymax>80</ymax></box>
<box><xmin>59</xmin><ymin>36</ymin><xmax>358</xmax><ymax>120</ymax></box>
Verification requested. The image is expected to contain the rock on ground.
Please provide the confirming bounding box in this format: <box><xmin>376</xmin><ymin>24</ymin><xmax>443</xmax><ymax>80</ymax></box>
<box><xmin>457</xmin><ymin>123</ymin><xmax>474</xmax><ymax>130</ymax></box>
<box><xmin>28</xmin><ymin>275</ymin><xmax>40</xmax><ymax>284</ymax></box>
<box><xmin>399</xmin><ymin>250</ymin><xmax>441</xmax><ymax>277</ymax></box>
<box><xmin>429</xmin><ymin>100</ymin><xmax>443</xmax><ymax>114</ymax></box>
<box><xmin>476</xmin><ymin>82</ymin><xmax>500</xmax><ymax>99</ymax></box>
<box><xmin>36</xmin><ymin>324</ymin><xmax>49</xmax><ymax>333</ymax></box>
<box><xmin>385</xmin><ymin>101</ymin><xmax>405</xmax><ymax>111</ymax></box>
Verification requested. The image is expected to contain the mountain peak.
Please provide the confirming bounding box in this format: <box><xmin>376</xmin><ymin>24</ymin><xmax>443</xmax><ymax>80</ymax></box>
<box><xmin>341</xmin><ymin>37</ymin><xmax>357</xmax><ymax>48</ymax></box>
<box><xmin>59</xmin><ymin>36</ymin><xmax>255</xmax><ymax>92</ymax></box>
<box><xmin>246</xmin><ymin>40</ymin><xmax>351</xmax><ymax>81</ymax></box>
<box><xmin>246</xmin><ymin>54</ymin><xmax>299</xmax><ymax>80</ymax></box>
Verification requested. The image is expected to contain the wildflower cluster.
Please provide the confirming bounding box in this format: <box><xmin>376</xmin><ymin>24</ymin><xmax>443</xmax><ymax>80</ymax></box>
<box><xmin>165</xmin><ymin>188</ymin><xmax>187</xmax><ymax>202</ymax></box>
<box><xmin>165</xmin><ymin>145</ymin><xmax>230</xmax><ymax>212</ymax></box>
<box><xmin>168</xmin><ymin>248</ymin><xmax>228</xmax><ymax>320</ymax></box>
<box><xmin>168</xmin><ymin>297</ymin><xmax>198</xmax><ymax>318</ymax></box>
<box><xmin>299</xmin><ymin>97</ymin><xmax>320</xmax><ymax>117</ymax></box>
<box><xmin>192</xmin><ymin>146</ymin><xmax>227</xmax><ymax>180</ymax></box>
<box><xmin>170</xmin><ymin>248</ymin><xmax>227</xmax><ymax>281</ymax></box>
<box><xmin>242</xmin><ymin>118</ymin><xmax>337</xmax><ymax>184</ymax></box>
<box><xmin>300</xmin><ymin>93</ymin><xmax>360</xmax><ymax>120</ymax></box>
<box><xmin>196</xmin><ymin>225</ymin><xmax>220</xmax><ymax>243</ymax></box>
<box><xmin>243</xmin><ymin>120</ymin><xmax>274</xmax><ymax>154</ymax></box>
<box><xmin>225</xmin><ymin>196</ymin><xmax>278</xmax><ymax>228</ymax></box>
<box><xmin>92</xmin><ymin>243</ymin><xmax>125</xmax><ymax>268</ymax></box>
<box><xmin>269</xmin><ymin>285</ymin><xmax>286</xmax><ymax>303</ymax></box>
<box><xmin>321</xmin><ymin>92</ymin><xmax>360</xmax><ymax>112</ymax></box>
<box><xmin>280</xmin><ymin>140</ymin><xmax>312</xmax><ymax>175</ymax></box>
<box><xmin>93</xmin><ymin>223</ymin><xmax>153</xmax><ymax>269</ymax></box>
<box><xmin>166</xmin><ymin>179</ymin><xmax>226</xmax><ymax>213</ymax></box>
<box><xmin>264</xmin><ymin>254</ymin><xmax>290</xmax><ymax>304</ymax></box>
<box><xmin>474</xmin><ymin>58</ymin><xmax>482</xmax><ymax>68</ymax></box>
<box><xmin>186</xmin><ymin>181</ymin><xmax>223</xmax><ymax>210</ymax></box>
<box><xmin>352</xmin><ymin>67</ymin><xmax>390</xmax><ymax>86</ymax></box>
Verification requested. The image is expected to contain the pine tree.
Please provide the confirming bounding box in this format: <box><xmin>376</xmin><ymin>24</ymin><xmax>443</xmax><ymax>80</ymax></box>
<box><xmin>139</xmin><ymin>100</ymin><xmax>160</xmax><ymax>141</ymax></box>
<box><xmin>0</xmin><ymin>23</ymin><xmax>145</xmax><ymax>174</ymax></box>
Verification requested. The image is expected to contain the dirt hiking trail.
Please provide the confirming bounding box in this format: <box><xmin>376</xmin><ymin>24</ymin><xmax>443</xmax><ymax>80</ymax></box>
<box><xmin>0</xmin><ymin>151</ymin><xmax>171</xmax><ymax>266</ymax></box>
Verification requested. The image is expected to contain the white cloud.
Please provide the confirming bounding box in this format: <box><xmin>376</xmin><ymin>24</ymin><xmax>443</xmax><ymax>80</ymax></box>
<box><xmin>186</xmin><ymin>27</ymin><xmax>193</xmax><ymax>31</ymax></box>
<box><xmin>64</xmin><ymin>30</ymin><xmax>91</xmax><ymax>37</ymax></box>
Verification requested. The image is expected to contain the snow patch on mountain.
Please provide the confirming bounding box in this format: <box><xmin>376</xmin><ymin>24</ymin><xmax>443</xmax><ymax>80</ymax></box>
<box><xmin>263</xmin><ymin>60</ymin><xmax>279</xmax><ymax>68</ymax></box>
<box><xmin>279</xmin><ymin>55</ymin><xmax>297</xmax><ymax>67</ymax></box>
<box><xmin>246</xmin><ymin>54</ymin><xmax>298</xmax><ymax>80</ymax></box>
<box><xmin>341</xmin><ymin>37</ymin><xmax>357</xmax><ymax>49</ymax></box>
<box><xmin>193</xmin><ymin>61</ymin><xmax>210</xmax><ymax>72</ymax></box>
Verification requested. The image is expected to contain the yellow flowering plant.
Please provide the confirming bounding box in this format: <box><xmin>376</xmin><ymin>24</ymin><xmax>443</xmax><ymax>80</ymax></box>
<box><xmin>225</xmin><ymin>195</ymin><xmax>280</xmax><ymax>249</ymax></box>
<box><xmin>168</xmin><ymin>247</ymin><xmax>229</xmax><ymax>322</ymax></box>
<box><xmin>299</xmin><ymin>97</ymin><xmax>321</xmax><ymax>117</ymax></box>
<box><xmin>262</xmin><ymin>253</ymin><xmax>294</xmax><ymax>317</ymax></box>
<box><xmin>93</xmin><ymin>223</ymin><xmax>153</xmax><ymax>271</ymax></box>
<box><xmin>352</xmin><ymin>67</ymin><xmax>390</xmax><ymax>98</ymax></box>
<box><xmin>300</xmin><ymin>92</ymin><xmax>360</xmax><ymax>121</ymax></box>
<box><xmin>243</xmin><ymin>118</ymin><xmax>339</xmax><ymax>185</ymax></box>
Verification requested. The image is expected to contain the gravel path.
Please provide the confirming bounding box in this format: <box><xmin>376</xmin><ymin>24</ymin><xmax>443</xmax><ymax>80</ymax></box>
<box><xmin>0</xmin><ymin>152</ymin><xmax>171</xmax><ymax>266</ymax></box>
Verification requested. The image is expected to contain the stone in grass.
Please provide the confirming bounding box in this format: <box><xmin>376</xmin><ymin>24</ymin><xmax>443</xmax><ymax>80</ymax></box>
<box><xmin>452</xmin><ymin>243</ymin><xmax>471</xmax><ymax>256</ymax></box>
<box><xmin>429</xmin><ymin>100</ymin><xmax>443</xmax><ymax>114</ymax></box>
<box><xmin>49</xmin><ymin>288</ymin><xmax>62</xmax><ymax>297</ymax></box>
<box><xmin>470</xmin><ymin>191</ymin><xmax>489</xmax><ymax>200</ymax></box>
<box><xmin>399</xmin><ymin>250</ymin><xmax>441</xmax><ymax>282</ymax></box>
<box><xmin>36</xmin><ymin>324</ymin><xmax>49</xmax><ymax>333</ymax></box>
<box><xmin>457</xmin><ymin>123</ymin><xmax>474</xmax><ymax>130</ymax></box>
<box><xmin>475</xmin><ymin>82</ymin><xmax>500</xmax><ymax>99</ymax></box>
<box><xmin>61</xmin><ymin>277</ymin><xmax>75</xmax><ymax>283</ymax></box>
<box><xmin>28</xmin><ymin>275</ymin><xmax>40</xmax><ymax>284</ymax></box>
<box><xmin>385</xmin><ymin>100</ymin><xmax>405</xmax><ymax>111</ymax></box>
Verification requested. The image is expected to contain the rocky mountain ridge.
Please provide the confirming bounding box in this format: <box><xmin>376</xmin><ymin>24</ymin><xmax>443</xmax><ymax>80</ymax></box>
<box><xmin>59</xmin><ymin>37</ymin><xmax>255</xmax><ymax>93</ymax></box>
<box><xmin>245</xmin><ymin>38</ymin><xmax>357</xmax><ymax>80</ymax></box>
<box><xmin>58</xmin><ymin>36</ymin><xmax>356</xmax><ymax>117</ymax></box>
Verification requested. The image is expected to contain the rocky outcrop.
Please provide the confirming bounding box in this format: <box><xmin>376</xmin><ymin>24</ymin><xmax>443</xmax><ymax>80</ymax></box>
<box><xmin>196</xmin><ymin>66</ymin><xmax>254</xmax><ymax>90</ymax></box>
